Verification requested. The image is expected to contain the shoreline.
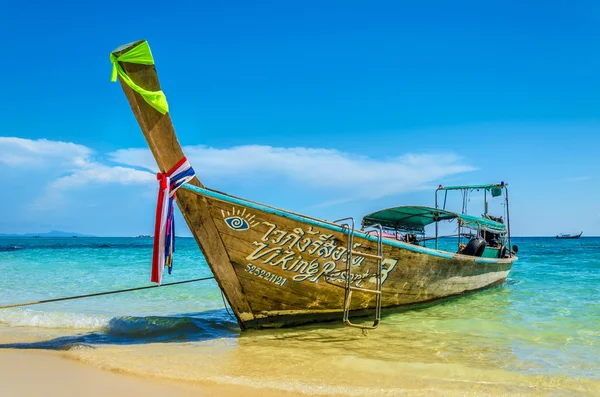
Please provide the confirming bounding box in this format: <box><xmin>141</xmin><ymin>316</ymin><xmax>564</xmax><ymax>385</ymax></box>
<box><xmin>0</xmin><ymin>349</ymin><xmax>308</xmax><ymax>397</ymax></box>
<box><xmin>2</xmin><ymin>328</ymin><xmax>600</xmax><ymax>397</ymax></box>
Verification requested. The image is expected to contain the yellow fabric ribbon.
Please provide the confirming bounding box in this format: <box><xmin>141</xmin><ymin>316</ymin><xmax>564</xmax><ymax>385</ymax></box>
<box><xmin>110</xmin><ymin>41</ymin><xmax>169</xmax><ymax>114</ymax></box>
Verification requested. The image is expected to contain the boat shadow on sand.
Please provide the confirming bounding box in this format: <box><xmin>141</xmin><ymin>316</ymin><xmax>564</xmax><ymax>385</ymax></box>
<box><xmin>0</xmin><ymin>309</ymin><xmax>241</xmax><ymax>351</ymax></box>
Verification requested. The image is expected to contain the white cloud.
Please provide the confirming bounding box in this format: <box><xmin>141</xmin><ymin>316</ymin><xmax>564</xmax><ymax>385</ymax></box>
<box><xmin>2</xmin><ymin>137</ymin><xmax>474</xmax><ymax>210</ymax></box>
<box><xmin>50</xmin><ymin>162</ymin><xmax>155</xmax><ymax>189</ymax></box>
<box><xmin>0</xmin><ymin>137</ymin><xmax>154</xmax><ymax>189</ymax></box>
<box><xmin>0</xmin><ymin>137</ymin><xmax>156</xmax><ymax>211</ymax></box>
<box><xmin>0</xmin><ymin>137</ymin><xmax>91</xmax><ymax>167</ymax></box>
<box><xmin>109</xmin><ymin>148</ymin><xmax>158</xmax><ymax>172</ymax></box>
<box><xmin>111</xmin><ymin>145</ymin><xmax>475</xmax><ymax>201</ymax></box>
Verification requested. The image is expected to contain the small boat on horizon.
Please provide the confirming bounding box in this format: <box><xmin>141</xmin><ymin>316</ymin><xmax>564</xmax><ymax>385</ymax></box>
<box><xmin>109</xmin><ymin>40</ymin><xmax>518</xmax><ymax>331</ymax></box>
<box><xmin>556</xmin><ymin>232</ymin><xmax>583</xmax><ymax>239</ymax></box>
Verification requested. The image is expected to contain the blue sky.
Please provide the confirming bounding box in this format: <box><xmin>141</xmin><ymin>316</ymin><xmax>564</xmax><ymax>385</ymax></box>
<box><xmin>0</xmin><ymin>1</ymin><xmax>598</xmax><ymax>237</ymax></box>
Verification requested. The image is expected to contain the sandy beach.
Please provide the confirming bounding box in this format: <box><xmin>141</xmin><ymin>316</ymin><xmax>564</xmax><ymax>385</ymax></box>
<box><xmin>0</xmin><ymin>349</ymin><xmax>306</xmax><ymax>397</ymax></box>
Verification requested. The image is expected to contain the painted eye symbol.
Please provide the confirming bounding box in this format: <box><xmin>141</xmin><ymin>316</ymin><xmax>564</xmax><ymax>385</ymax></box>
<box><xmin>225</xmin><ymin>216</ymin><xmax>250</xmax><ymax>231</ymax></box>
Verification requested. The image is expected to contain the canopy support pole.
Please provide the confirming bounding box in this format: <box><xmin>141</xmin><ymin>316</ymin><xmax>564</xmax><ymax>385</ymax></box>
<box><xmin>505</xmin><ymin>187</ymin><xmax>512</xmax><ymax>257</ymax></box>
<box><xmin>435</xmin><ymin>191</ymin><xmax>439</xmax><ymax>249</ymax></box>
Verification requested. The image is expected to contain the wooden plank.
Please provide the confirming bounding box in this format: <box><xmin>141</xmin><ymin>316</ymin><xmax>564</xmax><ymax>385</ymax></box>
<box><xmin>110</xmin><ymin>41</ymin><xmax>254</xmax><ymax>328</ymax></box>
<box><xmin>351</xmin><ymin>251</ymin><xmax>382</xmax><ymax>260</ymax></box>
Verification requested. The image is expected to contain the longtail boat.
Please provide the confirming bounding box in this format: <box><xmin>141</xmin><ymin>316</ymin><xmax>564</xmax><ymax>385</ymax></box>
<box><xmin>109</xmin><ymin>40</ymin><xmax>517</xmax><ymax>330</ymax></box>
<box><xmin>556</xmin><ymin>232</ymin><xmax>583</xmax><ymax>239</ymax></box>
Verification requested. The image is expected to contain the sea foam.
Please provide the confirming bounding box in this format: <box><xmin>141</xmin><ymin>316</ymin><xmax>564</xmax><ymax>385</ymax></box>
<box><xmin>0</xmin><ymin>308</ymin><xmax>110</xmax><ymax>330</ymax></box>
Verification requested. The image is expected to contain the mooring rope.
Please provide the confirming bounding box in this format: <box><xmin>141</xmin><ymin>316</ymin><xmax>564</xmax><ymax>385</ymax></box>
<box><xmin>220</xmin><ymin>289</ymin><xmax>235</xmax><ymax>320</ymax></box>
<box><xmin>0</xmin><ymin>276</ymin><xmax>215</xmax><ymax>310</ymax></box>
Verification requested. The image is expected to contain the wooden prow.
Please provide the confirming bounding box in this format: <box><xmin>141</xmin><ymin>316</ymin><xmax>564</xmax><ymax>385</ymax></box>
<box><xmin>110</xmin><ymin>40</ymin><xmax>253</xmax><ymax>328</ymax></box>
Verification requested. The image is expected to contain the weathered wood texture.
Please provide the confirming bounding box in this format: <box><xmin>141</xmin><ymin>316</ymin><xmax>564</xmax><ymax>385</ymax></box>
<box><xmin>110</xmin><ymin>41</ymin><xmax>254</xmax><ymax>328</ymax></box>
<box><xmin>206</xmin><ymin>196</ymin><xmax>513</xmax><ymax>328</ymax></box>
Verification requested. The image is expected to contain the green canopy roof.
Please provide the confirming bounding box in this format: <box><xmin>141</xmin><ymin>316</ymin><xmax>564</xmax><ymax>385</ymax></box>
<box><xmin>362</xmin><ymin>206</ymin><xmax>456</xmax><ymax>232</ymax></box>
<box><xmin>437</xmin><ymin>183</ymin><xmax>507</xmax><ymax>191</ymax></box>
<box><xmin>457</xmin><ymin>213</ymin><xmax>506</xmax><ymax>234</ymax></box>
<box><xmin>362</xmin><ymin>206</ymin><xmax>506</xmax><ymax>234</ymax></box>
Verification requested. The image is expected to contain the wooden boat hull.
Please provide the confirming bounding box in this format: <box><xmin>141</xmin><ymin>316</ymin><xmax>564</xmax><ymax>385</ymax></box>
<box><xmin>110</xmin><ymin>40</ymin><xmax>515</xmax><ymax>330</ymax></box>
<box><xmin>182</xmin><ymin>184</ymin><xmax>513</xmax><ymax>329</ymax></box>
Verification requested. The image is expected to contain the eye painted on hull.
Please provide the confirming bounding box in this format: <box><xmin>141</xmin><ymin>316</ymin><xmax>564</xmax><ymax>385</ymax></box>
<box><xmin>225</xmin><ymin>216</ymin><xmax>250</xmax><ymax>231</ymax></box>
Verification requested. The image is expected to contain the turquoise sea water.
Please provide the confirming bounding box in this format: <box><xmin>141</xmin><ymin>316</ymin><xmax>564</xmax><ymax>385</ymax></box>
<box><xmin>1</xmin><ymin>237</ymin><xmax>599</xmax><ymax>396</ymax></box>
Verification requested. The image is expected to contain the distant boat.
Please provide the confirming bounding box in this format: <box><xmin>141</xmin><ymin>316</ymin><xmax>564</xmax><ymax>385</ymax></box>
<box><xmin>556</xmin><ymin>232</ymin><xmax>583</xmax><ymax>239</ymax></box>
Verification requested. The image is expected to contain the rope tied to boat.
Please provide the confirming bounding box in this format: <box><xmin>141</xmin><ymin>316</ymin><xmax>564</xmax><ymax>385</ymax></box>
<box><xmin>152</xmin><ymin>157</ymin><xmax>195</xmax><ymax>284</ymax></box>
<box><xmin>0</xmin><ymin>277</ymin><xmax>214</xmax><ymax>310</ymax></box>
<box><xmin>110</xmin><ymin>40</ymin><xmax>169</xmax><ymax>114</ymax></box>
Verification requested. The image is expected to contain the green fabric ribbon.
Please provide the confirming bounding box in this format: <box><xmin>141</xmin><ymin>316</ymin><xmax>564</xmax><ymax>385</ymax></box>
<box><xmin>110</xmin><ymin>41</ymin><xmax>169</xmax><ymax>114</ymax></box>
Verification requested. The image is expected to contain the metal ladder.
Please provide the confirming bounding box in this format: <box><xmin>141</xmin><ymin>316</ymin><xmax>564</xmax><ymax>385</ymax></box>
<box><xmin>334</xmin><ymin>218</ymin><xmax>384</xmax><ymax>330</ymax></box>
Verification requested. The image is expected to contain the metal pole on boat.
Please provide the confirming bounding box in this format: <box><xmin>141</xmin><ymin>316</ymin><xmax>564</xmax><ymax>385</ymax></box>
<box><xmin>457</xmin><ymin>222</ymin><xmax>461</xmax><ymax>252</ymax></box>
<box><xmin>505</xmin><ymin>187</ymin><xmax>512</xmax><ymax>257</ymax></box>
<box><xmin>484</xmin><ymin>190</ymin><xmax>487</xmax><ymax>215</ymax></box>
<box><xmin>435</xmin><ymin>189</ymin><xmax>439</xmax><ymax>249</ymax></box>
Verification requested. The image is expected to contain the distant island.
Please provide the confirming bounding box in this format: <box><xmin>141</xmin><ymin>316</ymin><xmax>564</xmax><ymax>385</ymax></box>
<box><xmin>0</xmin><ymin>230</ymin><xmax>96</xmax><ymax>238</ymax></box>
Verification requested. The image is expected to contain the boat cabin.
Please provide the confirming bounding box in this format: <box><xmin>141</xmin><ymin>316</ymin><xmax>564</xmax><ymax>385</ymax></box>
<box><xmin>362</xmin><ymin>183</ymin><xmax>514</xmax><ymax>259</ymax></box>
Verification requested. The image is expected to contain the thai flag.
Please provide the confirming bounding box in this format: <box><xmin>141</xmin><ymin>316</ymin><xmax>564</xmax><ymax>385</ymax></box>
<box><xmin>151</xmin><ymin>157</ymin><xmax>195</xmax><ymax>284</ymax></box>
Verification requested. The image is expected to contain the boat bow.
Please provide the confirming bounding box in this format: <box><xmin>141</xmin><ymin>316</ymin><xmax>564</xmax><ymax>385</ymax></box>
<box><xmin>110</xmin><ymin>40</ymin><xmax>254</xmax><ymax>328</ymax></box>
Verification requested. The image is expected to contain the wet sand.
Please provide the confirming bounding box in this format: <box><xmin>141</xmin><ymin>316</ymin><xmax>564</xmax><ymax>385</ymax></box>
<box><xmin>0</xmin><ymin>349</ymin><xmax>307</xmax><ymax>397</ymax></box>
